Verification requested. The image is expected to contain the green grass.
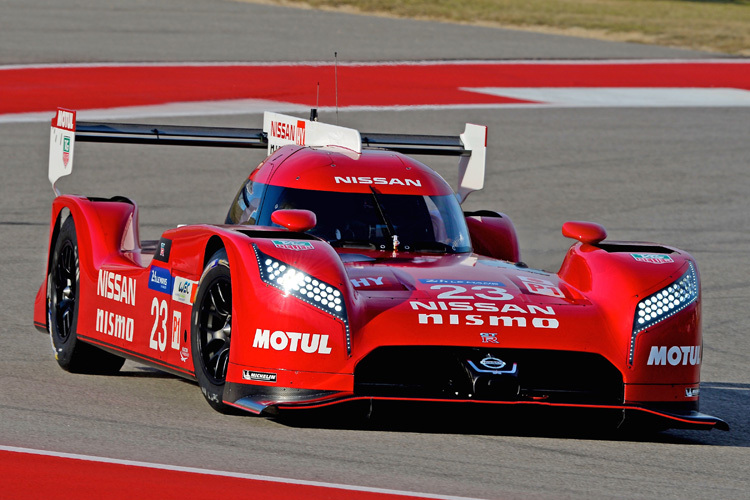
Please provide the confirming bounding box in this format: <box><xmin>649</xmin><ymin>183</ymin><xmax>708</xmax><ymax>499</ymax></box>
<box><xmin>256</xmin><ymin>0</ymin><xmax>750</xmax><ymax>55</ymax></box>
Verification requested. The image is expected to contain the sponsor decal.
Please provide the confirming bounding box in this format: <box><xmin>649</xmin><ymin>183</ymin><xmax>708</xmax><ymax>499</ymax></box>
<box><xmin>334</xmin><ymin>176</ymin><xmax>422</xmax><ymax>187</ymax></box>
<box><xmin>350</xmin><ymin>277</ymin><xmax>384</xmax><ymax>288</ymax></box>
<box><xmin>97</xmin><ymin>269</ymin><xmax>136</xmax><ymax>306</ymax></box>
<box><xmin>62</xmin><ymin>136</ymin><xmax>71</xmax><ymax>167</ymax></box>
<box><xmin>172</xmin><ymin>277</ymin><xmax>198</xmax><ymax>305</ymax></box>
<box><xmin>171</xmin><ymin>310</ymin><xmax>181</xmax><ymax>350</ymax></box>
<box><xmin>153</xmin><ymin>237</ymin><xmax>172</xmax><ymax>262</ymax></box>
<box><xmin>410</xmin><ymin>301</ymin><xmax>554</xmax><ymax>314</ymax></box>
<box><xmin>480</xmin><ymin>332</ymin><xmax>499</xmax><ymax>344</ymax></box>
<box><xmin>272</xmin><ymin>240</ymin><xmax>314</xmax><ymax>251</ymax></box>
<box><xmin>420</xmin><ymin>279</ymin><xmax>505</xmax><ymax>287</ymax></box>
<box><xmin>55</xmin><ymin>109</ymin><xmax>75</xmax><ymax>131</ymax></box>
<box><xmin>417</xmin><ymin>313</ymin><xmax>559</xmax><ymax>328</ymax></box>
<box><xmin>148</xmin><ymin>265</ymin><xmax>173</xmax><ymax>295</ymax></box>
<box><xmin>269</xmin><ymin>119</ymin><xmax>306</xmax><ymax>145</ymax></box>
<box><xmin>631</xmin><ymin>253</ymin><xmax>674</xmax><ymax>264</ymax></box>
<box><xmin>95</xmin><ymin>309</ymin><xmax>134</xmax><ymax>342</ymax></box>
<box><xmin>252</xmin><ymin>329</ymin><xmax>331</xmax><ymax>354</ymax></box>
<box><xmin>243</xmin><ymin>370</ymin><xmax>278</xmax><ymax>383</ymax></box>
<box><xmin>647</xmin><ymin>345</ymin><xmax>701</xmax><ymax>366</ymax></box>
<box><xmin>685</xmin><ymin>386</ymin><xmax>700</xmax><ymax>398</ymax></box>
<box><xmin>480</xmin><ymin>356</ymin><xmax>506</xmax><ymax>370</ymax></box>
<box><xmin>411</xmin><ymin>301</ymin><xmax>558</xmax><ymax>329</ymax></box>
<box><xmin>180</xmin><ymin>346</ymin><xmax>190</xmax><ymax>362</ymax></box>
<box><xmin>518</xmin><ymin>276</ymin><xmax>564</xmax><ymax>298</ymax></box>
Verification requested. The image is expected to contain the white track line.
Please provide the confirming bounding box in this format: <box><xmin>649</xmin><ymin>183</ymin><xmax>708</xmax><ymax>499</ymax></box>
<box><xmin>0</xmin><ymin>445</ymin><xmax>486</xmax><ymax>500</ymax></box>
<box><xmin>463</xmin><ymin>87</ymin><xmax>750</xmax><ymax>107</ymax></box>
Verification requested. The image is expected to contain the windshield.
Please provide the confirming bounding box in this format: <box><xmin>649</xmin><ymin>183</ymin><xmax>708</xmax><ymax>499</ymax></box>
<box><xmin>256</xmin><ymin>185</ymin><xmax>471</xmax><ymax>253</ymax></box>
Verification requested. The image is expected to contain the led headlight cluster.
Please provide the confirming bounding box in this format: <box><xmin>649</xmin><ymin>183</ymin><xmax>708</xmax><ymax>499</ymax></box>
<box><xmin>629</xmin><ymin>263</ymin><xmax>698</xmax><ymax>363</ymax></box>
<box><xmin>633</xmin><ymin>263</ymin><xmax>698</xmax><ymax>334</ymax></box>
<box><xmin>253</xmin><ymin>246</ymin><xmax>348</xmax><ymax>326</ymax></box>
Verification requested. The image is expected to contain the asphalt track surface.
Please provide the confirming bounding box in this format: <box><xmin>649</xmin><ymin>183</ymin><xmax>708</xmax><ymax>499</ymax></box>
<box><xmin>1</xmin><ymin>1</ymin><xmax>749</xmax><ymax>499</ymax></box>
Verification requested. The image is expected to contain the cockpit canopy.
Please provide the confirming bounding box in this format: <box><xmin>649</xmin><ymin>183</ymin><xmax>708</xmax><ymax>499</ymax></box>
<box><xmin>227</xmin><ymin>147</ymin><xmax>472</xmax><ymax>253</ymax></box>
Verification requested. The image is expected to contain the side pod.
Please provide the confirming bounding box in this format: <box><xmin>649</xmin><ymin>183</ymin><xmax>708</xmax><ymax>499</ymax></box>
<box><xmin>34</xmin><ymin>195</ymin><xmax>141</xmax><ymax>333</ymax></box>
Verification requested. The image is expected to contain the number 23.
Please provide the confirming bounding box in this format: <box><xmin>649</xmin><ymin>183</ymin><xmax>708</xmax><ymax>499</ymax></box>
<box><xmin>431</xmin><ymin>285</ymin><xmax>513</xmax><ymax>301</ymax></box>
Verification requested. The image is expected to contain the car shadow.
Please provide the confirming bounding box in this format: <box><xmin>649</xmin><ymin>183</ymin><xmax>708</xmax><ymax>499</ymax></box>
<box><xmin>114</xmin><ymin>365</ymin><xmax>178</xmax><ymax>379</ymax></box>
<box><xmin>270</xmin><ymin>382</ymin><xmax>749</xmax><ymax>447</ymax></box>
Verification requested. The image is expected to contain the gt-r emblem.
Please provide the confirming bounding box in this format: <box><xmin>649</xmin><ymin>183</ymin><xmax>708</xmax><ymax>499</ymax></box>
<box><xmin>480</xmin><ymin>332</ymin><xmax>499</xmax><ymax>344</ymax></box>
<box><xmin>480</xmin><ymin>356</ymin><xmax>506</xmax><ymax>370</ymax></box>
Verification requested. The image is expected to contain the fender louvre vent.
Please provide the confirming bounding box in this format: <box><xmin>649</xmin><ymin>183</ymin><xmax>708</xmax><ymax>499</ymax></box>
<box><xmin>234</xmin><ymin>229</ymin><xmax>319</xmax><ymax>241</ymax></box>
<box><xmin>87</xmin><ymin>195</ymin><xmax>134</xmax><ymax>205</ymax></box>
<box><xmin>596</xmin><ymin>243</ymin><xmax>674</xmax><ymax>254</ymax></box>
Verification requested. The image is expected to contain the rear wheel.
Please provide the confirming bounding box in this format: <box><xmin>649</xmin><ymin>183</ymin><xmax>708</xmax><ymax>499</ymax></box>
<box><xmin>191</xmin><ymin>250</ymin><xmax>234</xmax><ymax>413</ymax></box>
<box><xmin>48</xmin><ymin>216</ymin><xmax>125</xmax><ymax>374</ymax></box>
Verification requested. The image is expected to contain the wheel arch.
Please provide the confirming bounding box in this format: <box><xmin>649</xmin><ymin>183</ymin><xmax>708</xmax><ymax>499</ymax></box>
<box><xmin>34</xmin><ymin>207</ymin><xmax>72</xmax><ymax>333</ymax></box>
<box><xmin>203</xmin><ymin>235</ymin><xmax>227</xmax><ymax>269</ymax></box>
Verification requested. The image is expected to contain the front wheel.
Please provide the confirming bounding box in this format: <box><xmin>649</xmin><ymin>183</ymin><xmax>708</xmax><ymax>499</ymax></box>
<box><xmin>191</xmin><ymin>250</ymin><xmax>234</xmax><ymax>413</ymax></box>
<box><xmin>48</xmin><ymin>216</ymin><xmax>125</xmax><ymax>374</ymax></box>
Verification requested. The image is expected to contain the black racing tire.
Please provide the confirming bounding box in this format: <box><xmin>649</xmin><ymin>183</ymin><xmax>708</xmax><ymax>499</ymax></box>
<box><xmin>48</xmin><ymin>216</ymin><xmax>125</xmax><ymax>374</ymax></box>
<box><xmin>191</xmin><ymin>249</ymin><xmax>235</xmax><ymax>413</ymax></box>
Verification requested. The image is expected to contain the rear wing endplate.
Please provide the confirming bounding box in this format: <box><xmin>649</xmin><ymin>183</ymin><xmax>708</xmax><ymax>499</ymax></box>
<box><xmin>360</xmin><ymin>124</ymin><xmax>486</xmax><ymax>203</ymax></box>
<box><xmin>49</xmin><ymin>109</ymin><xmax>487</xmax><ymax>202</ymax></box>
<box><xmin>49</xmin><ymin>109</ymin><xmax>77</xmax><ymax>196</ymax></box>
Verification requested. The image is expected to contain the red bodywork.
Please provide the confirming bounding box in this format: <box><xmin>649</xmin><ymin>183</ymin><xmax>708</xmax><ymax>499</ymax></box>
<box><xmin>35</xmin><ymin>144</ymin><xmax>726</xmax><ymax>431</ymax></box>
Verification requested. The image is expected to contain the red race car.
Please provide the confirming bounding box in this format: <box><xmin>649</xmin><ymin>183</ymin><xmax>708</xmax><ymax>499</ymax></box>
<box><xmin>34</xmin><ymin>108</ymin><xmax>727</xmax><ymax>431</ymax></box>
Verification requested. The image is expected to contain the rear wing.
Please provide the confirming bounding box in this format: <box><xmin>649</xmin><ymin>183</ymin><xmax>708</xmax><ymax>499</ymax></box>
<box><xmin>49</xmin><ymin>108</ymin><xmax>487</xmax><ymax>203</ymax></box>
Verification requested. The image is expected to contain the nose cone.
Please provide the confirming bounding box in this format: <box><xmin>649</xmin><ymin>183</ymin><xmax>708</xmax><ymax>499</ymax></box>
<box><xmin>344</xmin><ymin>255</ymin><xmax>597</xmax><ymax>351</ymax></box>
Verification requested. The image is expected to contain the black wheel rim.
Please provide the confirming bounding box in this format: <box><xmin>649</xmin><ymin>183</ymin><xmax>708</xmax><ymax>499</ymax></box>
<box><xmin>197</xmin><ymin>275</ymin><xmax>232</xmax><ymax>385</ymax></box>
<box><xmin>53</xmin><ymin>239</ymin><xmax>77</xmax><ymax>342</ymax></box>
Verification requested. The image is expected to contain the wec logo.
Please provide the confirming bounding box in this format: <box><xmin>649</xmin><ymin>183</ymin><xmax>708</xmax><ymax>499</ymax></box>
<box><xmin>172</xmin><ymin>276</ymin><xmax>197</xmax><ymax>305</ymax></box>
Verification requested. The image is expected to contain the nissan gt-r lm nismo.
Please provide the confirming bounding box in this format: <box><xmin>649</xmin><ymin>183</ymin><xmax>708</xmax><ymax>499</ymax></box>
<box><xmin>34</xmin><ymin>108</ymin><xmax>727</xmax><ymax>431</ymax></box>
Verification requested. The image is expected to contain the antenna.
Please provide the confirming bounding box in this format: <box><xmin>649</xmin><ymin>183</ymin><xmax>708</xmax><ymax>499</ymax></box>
<box><xmin>334</xmin><ymin>51</ymin><xmax>339</xmax><ymax>124</ymax></box>
<box><xmin>310</xmin><ymin>82</ymin><xmax>319</xmax><ymax>122</ymax></box>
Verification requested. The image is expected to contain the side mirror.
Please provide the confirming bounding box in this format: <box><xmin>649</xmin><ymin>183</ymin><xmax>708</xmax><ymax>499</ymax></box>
<box><xmin>562</xmin><ymin>221</ymin><xmax>607</xmax><ymax>245</ymax></box>
<box><xmin>271</xmin><ymin>209</ymin><xmax>317</xmax><ymax>232</ymax></box>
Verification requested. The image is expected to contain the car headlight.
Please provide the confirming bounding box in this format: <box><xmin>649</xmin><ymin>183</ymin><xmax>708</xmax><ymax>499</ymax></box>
<box><xmin>252</xmin><ymin>245</ymin><xmax>350</xmax><ymax>353</ymax></box>
<box><xmin>629</xmin><ymin>263</ymin><xmax>698</xmax><ymax>363</ymax></box>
